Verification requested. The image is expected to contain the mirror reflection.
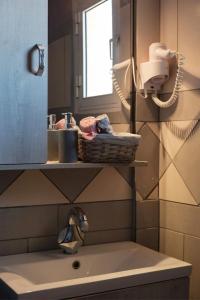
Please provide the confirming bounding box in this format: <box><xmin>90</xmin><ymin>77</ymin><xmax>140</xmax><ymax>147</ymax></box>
<box><xmin>48</xmin><ymin>0</ymin><xmax>132</xmax><ymax>116</ymax></box>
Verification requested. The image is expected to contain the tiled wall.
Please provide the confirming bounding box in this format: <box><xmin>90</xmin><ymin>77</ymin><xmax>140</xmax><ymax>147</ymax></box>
<box><xmin>0</xmin><ymin>161</ymin><xmax>133</xmax><ymax>256</ymax></box>
<box><xmin>159</xmin><ymin>1</ymin><xmax>200</xmax><ymax>299</ymax></box>
<box><xmin>134</xmin><ymin>0</ymin><xmax>160</xmax><ymax>251</ymax></box>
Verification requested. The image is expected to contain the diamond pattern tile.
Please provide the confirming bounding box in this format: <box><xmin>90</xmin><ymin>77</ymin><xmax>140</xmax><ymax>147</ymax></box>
<box><xmin>148</xmin><ymin>122</ymin><xmax>160</xmax><ymax>139</ymax></box>
<box><xmin>115</xmin><ymin>167</ymin><xmax>133</xmax><ymax>185</ymax></box>
<box><xmin>135</xmin><ymin>123</ymin><xmax>159</xmax><ymax>199</ymax></box>
<box><xmin>75</xmin><ymin>167</ymin><xmax>132</xmax><ymax>203</ymax></box>
<box><xmin>179</xmin><ymin>0</ymin><xmax>200</xmax><ymax>91</ymax></box>
<box><xmin>136</xmin><ymin>122</ymin><xmax>144</xmax><ymax>133</ymax></box>
<box><xmin>160</xmin><ymin>121</ymin><xmax>198</xmax><ymax>159</ymax></box>
<box><xmin>42</xmin><ymin>169</ymin><xmax>101</xmax><ymax>203</ymax></box>
<box><xmin>174</xmin><ymin>122</ymin><xmax>200</xmax><ymax>204</ymax></box>
<box><xmin>0</xmin><ymin>171</ymin><xmax>22</xmax><ymax>195</ymax></box>
<box><xmin>136</xmin><ymin>191</ymin><xmax>143</xmax><ymax>201</ymax></box>
<box><xmin>136</xmin><ymin>93</ymin><xmax>159</xmax><ymax>122</ymax></box>
<box><xmin>160</xmin><ymin>90</ymin><xmax>200</xmax><ymax>122</ymax></box>
<box><xmin>159</xmin><ymin>143</ymin><xmax>172</xmax><ymax>178</ymax></box>
<box><xmin>0</xmin><ymin>171</ymin><xmax>68</xmax><ymax>207</ymax></box>
<box><xmin>148</xmin><ymin>185</ymin><xmax>159</xmax><ymax>200</ymax></box>
<box><xmin>159</xmin><ymin>163</ymin><xmax>196</xmax><ymax>205</ymax></box>
<box><xmin>112</xmin><ymin>124</ymin><xmax>130</xmax><ymax>133</ymax></box>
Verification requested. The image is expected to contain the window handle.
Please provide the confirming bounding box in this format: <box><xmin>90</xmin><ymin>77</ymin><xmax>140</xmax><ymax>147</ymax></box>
<box><xmin>109</xmin><ymin>38</ymin><xmax>114</xmax><ymax>60</ymax></box>
<box><xmin>109</xmin><ymin>35</ymin><xmax>120</xmax><ymax>61</ymax></box>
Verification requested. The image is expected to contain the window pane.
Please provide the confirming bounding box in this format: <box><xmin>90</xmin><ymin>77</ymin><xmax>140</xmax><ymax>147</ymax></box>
<box><xmin>83</xmin><ymin>0</ymin><xmax>113</xmax><ymax>98</ymax></box>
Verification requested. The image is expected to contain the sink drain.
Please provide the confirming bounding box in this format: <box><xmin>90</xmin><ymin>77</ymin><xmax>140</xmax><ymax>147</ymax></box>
<box><xmin>72</xmin><ymin>260</ymin><xmax>80</xmax><ymax>270</ymax></box>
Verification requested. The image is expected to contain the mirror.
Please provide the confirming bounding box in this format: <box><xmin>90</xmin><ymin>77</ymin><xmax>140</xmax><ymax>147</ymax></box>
<box><xmin>48</xmin><ymin>0</ymin><xmax>132</xmax><ymax>118</ymax></box>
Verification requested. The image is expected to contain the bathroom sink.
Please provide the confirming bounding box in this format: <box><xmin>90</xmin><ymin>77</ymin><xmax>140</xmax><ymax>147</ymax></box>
<box><xmin>0</xmin><ymin>241</ymin><xmax>191</xmax><ymax>300</ymax></box>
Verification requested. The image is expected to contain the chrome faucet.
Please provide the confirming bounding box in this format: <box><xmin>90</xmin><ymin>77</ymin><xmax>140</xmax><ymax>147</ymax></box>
<box><xmin>58</xmin><ymin>207</ymin><xmax>89</xmax><ymax>254</ymax></box>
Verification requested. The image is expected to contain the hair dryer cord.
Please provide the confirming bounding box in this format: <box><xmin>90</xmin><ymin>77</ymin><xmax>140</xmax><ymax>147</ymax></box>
<box><xmin>151</xmin><ymin>53</ymin><xmax>185</xmax><ymax>108</ymax></box>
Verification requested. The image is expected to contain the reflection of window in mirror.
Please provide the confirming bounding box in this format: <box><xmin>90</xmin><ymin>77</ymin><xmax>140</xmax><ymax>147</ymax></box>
<box><xmin>74</xmin><ymin>0</ymin><xmax>132</xmax><ymax>114</ymax></box>
<box><xmin>82</xmin><ymin>0</ymin><xmax>113</xmax><ymax>98</ymax></box>
<box><xmin>48</xmin><ymin>0</ymin><xmax>132</xmax><ymax>115</ymax></box>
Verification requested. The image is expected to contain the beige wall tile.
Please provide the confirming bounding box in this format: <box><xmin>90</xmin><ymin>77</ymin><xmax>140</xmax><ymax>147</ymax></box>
<box><xmin>0</xmin><ymin>239</ymin><xmax>27</xmax><ymax>256</ymax></box>
<box><xmin>136</xmin><ymin>122</ymin><xmax>144</xmax><ymax>133</ymax></box>
<box><xmin>58</xmin><ymin>201</ymin><xmax>132</xmax><ymax>232</ymax></box>
<box><xmin>115</xmin><ymin>167</ymin><xmax>132</xmax><ymax>186</ymax></box>
<box><xmin>147</xmin><ymin>122</ymin><xmax>160</xmax><ymax>140</ymax></box>
<box><xmin>107</xmin><ymin>110</ymin><xmax>130</xmax><ymax>125</ymax></box>
<box><xmin>160</xmin><ymin>121</ymin><xmax>196</xmax><ymax>159</ymax></box>
<box><xmin>112</xmin><ymin>124</ymin><xmax>130</xmax><ymax>133</ymax></box>
<box><xmin>135</xmin><ymin>124</ymin><xmax>159</xmax><ymax>199</ymax></box>
<box><xmin>136</xmin><ymin>93</ymin><xmax>159</xmax><ymax>122</ymax></box>
<box><xmin>85</xmin><ymin>229</ymin><xmax>132</xmax><ymax>246</ymax></box>
<box><xmin>160</xmin><ymin>0</ymin><xmax>178</xmax><ymax>93</ymax></box>
<box><xmin>159</xmin><ymin>144</ymin><xmax>171</xmax><ymax>179</ymax></box>
<box><xmin>136</xmin><ymin>200</ymin><xmax>159</xmax><ymax>229</ymax></box>
<box><xmin>147</xmin><ymin>186</ymin><xmax>159</xmax><ymax>200</ymax></box>
<box><xmin>179</xmin><ymin>0</ymin><xmax>200</xmax><ymax>91</ymax></box>
<box><xmin>160</xmin><ymin>228</ymin><xmax>184</xmax><ymax>260</ymax></box>
<box><xmin>136</xmin><ymin>0</ymin><xmax>160</xmax><ymax>65</ymax></box>
<box><xmin>135</xmin><ymin>0</ymin><xmax>160</xmax><ymax>125</ymax></box>
<box><xmin>0</xmin><ymin>171</ymin><xmax>22</xmax><ymax>195</ymax></box>
<box><xmin>42</xmin><ymin>169</ymin><xmax>101</xmax><ymax>203</ymax></box>
<box><xmin>160</xmin><ymin>90</ymin><xmax>200</xmax><ymax>122</ymax></box>
<box><xmin>0</xmin><ymin>205</ymin><xmax>58</xmax><ymax>240</ymax></box>
<box><xmin>29</xmin><ymin>236</ymin><xmax>58</xmax><ymax>252</ymax></box>
<box><xmin>159</xmin><ymin>164</ymin><xmax>196</xmax><ymax>205</ymax></box>
<box><xmin>160</xmin><ymin>0</ymin><xmax>178</xmax><ymax>50</ymax></box>
<box><xmin>160</xmin><ymin>200</ymin><xmax>200</xmax><ymax>238</ymax></box>
<box><xmin>0</xmin><ymin>171</ymin><xmax>68</xmax><ymax>207</ymax></box>
<box><xmin>174</xmin><ymin>122</ymin><xmax>200</xmax><ymax>205</ymax></box>
<box><xmin>75</xmin><ymin>168</ymin><xmax>132</xmax><ymax>203</ymax></box>
<box><xmin>136</xmin><ymin>228</ymin><xmax>159</xmax><ymax>251</ymax></box>
<box><xmin>184</xmin><ymin>235</ymin><xmax>200</xmax><ymax>300</ymax></box>
<box><xmin>136</xmin><ymin>191</ymin><xmax>143</xmax><ymax>201</ymax></box>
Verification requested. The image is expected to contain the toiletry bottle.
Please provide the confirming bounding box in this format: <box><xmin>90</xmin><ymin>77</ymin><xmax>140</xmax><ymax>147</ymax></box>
<box><xmin>58</xmin><ymin>112</ymin><xmax>78</xmax><ymax>163</ymax></box>
<box><xmin>47</xmin><ymin>114</ymin><xmax>58</xmax><ymax>161</ymax></box>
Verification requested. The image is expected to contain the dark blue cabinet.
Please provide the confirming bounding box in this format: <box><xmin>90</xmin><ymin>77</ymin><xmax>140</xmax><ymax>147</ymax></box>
<box><xmin>0</xmin><ymin>0</ymin><xmax>48</xmax><ymax>164</ymax></box>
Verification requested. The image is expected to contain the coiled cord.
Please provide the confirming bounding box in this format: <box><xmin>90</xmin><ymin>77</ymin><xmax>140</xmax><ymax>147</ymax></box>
<box><xmin>151</xmin><ymin>53</ymin><xmax>185</xmax><ymax>108</ymax></box>
<box><xmin>111</xmin><ymin>65</ymin><xmax>131</xmax><ymax>111</ymax></box>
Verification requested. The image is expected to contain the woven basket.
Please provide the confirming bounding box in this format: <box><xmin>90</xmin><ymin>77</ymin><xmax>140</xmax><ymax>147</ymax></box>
<box><xmin>78</xmin><ymin>136</ymin><xmax>139</xmax><ymax>163</ymax></box>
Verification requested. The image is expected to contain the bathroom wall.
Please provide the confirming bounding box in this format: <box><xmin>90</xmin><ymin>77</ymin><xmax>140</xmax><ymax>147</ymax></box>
<box><xmin>135</xmin><ymin>0</ymin><xmax>160</xmax><ymax>251</ymax></box>
<box><xmin>158</xmin><ymin>1</ymin><xmax>200</xmax><ymax>299</ymax></box>
<box><xmin>0</xmin><ymin>161</ymin><xmax>133</xmax><ymax>256</ymax></box>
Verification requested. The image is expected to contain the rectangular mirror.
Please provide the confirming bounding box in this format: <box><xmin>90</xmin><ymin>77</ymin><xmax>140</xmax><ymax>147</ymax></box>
<box><xmin>48</xmin><ymin>0</ymin><xmax>132</xmax><ymax>118</ymax></box>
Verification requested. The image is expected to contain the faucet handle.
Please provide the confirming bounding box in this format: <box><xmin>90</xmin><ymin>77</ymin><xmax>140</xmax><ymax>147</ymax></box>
<box><xmin>58</xmin><ymin>226</ymin><xmax>73</xmax><ymax>244</ymax></box>
<box><xmin>70</xmin><ymin>207</ymin><xmax>89</xmax><ymax>233</ymax></box>
<box><xmin>59</xmin><ymin>241</ymin><xmax>82</xmax><ymax>254</ymax></box>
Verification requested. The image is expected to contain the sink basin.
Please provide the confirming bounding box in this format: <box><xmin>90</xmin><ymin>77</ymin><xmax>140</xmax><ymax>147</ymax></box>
<box><xmin>0</xmin><ymin>241</ymin><xmax>191</xmax><ymax>300</ymax></box>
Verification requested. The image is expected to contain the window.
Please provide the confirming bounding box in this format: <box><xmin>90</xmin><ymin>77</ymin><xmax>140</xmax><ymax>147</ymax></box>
<box><xmin>82</xmin><ymin>0</ymin><xmax>113</xmax><ymax>98</ymax></box>
<box><xmin>73</xmin><ymin>0</ymin><xmax>131</xmax><ymax>114</ymax></box>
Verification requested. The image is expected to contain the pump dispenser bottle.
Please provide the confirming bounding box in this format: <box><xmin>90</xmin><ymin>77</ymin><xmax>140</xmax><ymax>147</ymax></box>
<box><xmin>48</xmin><ymin>114</ymin><xmax>58</xmax><ymax>161</ymax></box>
<box><xmin>58</xmin><ymin>112</ymin><xmax>78</xmax><ymax>163</ymax></box>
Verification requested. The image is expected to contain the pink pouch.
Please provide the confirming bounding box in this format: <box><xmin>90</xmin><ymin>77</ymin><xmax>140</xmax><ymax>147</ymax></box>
<box><xmin>80</xmin><ymin>117</ymin><xmax>97</xmax><ymax>140</ymax></box>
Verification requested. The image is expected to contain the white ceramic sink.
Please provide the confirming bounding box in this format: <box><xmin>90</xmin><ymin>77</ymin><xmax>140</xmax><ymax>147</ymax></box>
<box><xmin>0</xmin><ymin>242</ymin><xmax>191</xmax><ymax>300</ymax></box>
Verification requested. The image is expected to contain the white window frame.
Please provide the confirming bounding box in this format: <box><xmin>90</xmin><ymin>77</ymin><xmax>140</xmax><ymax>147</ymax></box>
<box><xmin>73</xmin><ymin>0</ymin><xmax>122</xmax><ymax>114</ymax></box>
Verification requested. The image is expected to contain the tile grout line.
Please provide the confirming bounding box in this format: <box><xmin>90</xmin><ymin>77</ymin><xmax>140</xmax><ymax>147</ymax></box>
<box><xmin>72</xmin><ymin>168</ymin><xmax>102</xmax><ymax>203</ymax></box>
<box><xmin>0</xmin><ymin>170</ymin><xmax>24</xmax><ymax>196</ymax></box>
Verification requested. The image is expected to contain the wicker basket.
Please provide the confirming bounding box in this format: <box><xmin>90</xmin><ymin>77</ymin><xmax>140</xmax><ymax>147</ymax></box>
<box><xmin>78</xmin><ymin>136</ymin><xmax>139</xmax><ymax>163</ymax></box>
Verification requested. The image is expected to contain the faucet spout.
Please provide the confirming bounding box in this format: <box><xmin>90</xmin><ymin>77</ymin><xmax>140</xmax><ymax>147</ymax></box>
<box><xmin>58</xmin><ymin>207</ymin><xmax>89</xmax><ymax>254</ymax></box>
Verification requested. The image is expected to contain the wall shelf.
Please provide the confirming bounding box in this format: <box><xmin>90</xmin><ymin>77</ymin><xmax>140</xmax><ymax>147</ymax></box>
<box><xmin>0</xmin><ymin>160</ymin><xmax>148</xmax><ymax>171</ymax></box>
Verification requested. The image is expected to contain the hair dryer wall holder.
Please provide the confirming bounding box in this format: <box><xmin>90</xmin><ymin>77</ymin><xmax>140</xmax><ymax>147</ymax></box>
<box><xmin>140</xmin><ymin>43</ymin><xmax>176</xmax><ymax>98</ymax></box>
